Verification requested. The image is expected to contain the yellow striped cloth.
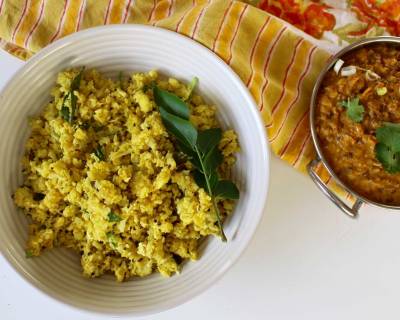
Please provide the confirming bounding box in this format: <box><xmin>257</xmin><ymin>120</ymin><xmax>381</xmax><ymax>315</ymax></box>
<box><xmin>0</xmin><ymin>0</ymin><xmax>351</xmax><ymax>202</ymax></box>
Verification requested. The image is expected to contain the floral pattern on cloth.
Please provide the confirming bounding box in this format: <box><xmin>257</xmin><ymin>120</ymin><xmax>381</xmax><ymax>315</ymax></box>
<box><xmin>258</xmin><ymin>0</ymin><xmax>336</xmax><ymax>39</ymax></box>
<box><xmin>249</xmin><ymin>0</ymin><xmax>400</xmax><ymax>45</ymax></box>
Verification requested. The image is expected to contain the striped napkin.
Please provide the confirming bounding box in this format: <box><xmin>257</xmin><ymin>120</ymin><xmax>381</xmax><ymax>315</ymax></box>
<box><xmin>0</xmin><ymin>0</ymin><xmax>350</xmax><ymax>201</ymax></box>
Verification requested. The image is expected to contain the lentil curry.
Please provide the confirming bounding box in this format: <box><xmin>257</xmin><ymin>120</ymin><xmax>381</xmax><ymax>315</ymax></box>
<box><xmin>316</xmin><ymin>43</ymin><xmax>400</xmax><ymax>205</ymax></box>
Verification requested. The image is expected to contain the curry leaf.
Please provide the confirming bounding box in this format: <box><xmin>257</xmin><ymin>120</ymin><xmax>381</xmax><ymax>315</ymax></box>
<box><xmin>203</xmin><ymin>148</ymin><xmax>223</xmax><ymax>175</ymax></box>
<box><xmin>193</xmin><ymin>169</ymin><xmax>218</xmax><ymax>191</ymax></box>
<box><xmin>193</xmin><ymin>170</ymin><xmax>207</xmax><ymax>190</ymax></box>
<box><xmin>197</xmin><ymin>128</ymin><xmax>222</xmax><ymax>156</ymax></box>
<box><xmin>213</xmin><ymin>180</ymin><xmax>239</xmax><ymax>199</ymax></box>
<box><xmin>154</xmin><ymin>86</ymin><xmax>190</xmax><ymax>119</ymax></box>
<box><xmin>159</xmin><ymin>107</ymin><xmax>197</xmax><ymax>148</ymax></box>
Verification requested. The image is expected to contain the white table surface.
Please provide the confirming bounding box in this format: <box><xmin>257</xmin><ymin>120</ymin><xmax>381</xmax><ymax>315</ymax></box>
<box><xmin>1</xmin><ymin>48</ymin><xmax>400</xmax><ymax>320</ymax></box>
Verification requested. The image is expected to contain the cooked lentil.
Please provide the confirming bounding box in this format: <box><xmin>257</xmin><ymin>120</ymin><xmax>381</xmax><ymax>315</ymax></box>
<box><xmin>316</xmin><ymin>44</ymin><xmax>400</xmax><ymax>205</ymax></box>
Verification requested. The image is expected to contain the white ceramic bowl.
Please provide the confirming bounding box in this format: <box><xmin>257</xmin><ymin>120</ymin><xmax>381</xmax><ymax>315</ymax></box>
<box><xmin>0</xmin><ymin>25</ymin><xmax>269</xmax><ymax>315</ymax></box>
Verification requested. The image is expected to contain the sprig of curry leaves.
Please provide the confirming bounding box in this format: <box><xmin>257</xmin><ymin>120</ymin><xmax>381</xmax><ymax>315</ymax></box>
<box><xmin>153</xmin><ymin>85</ymin><xmax>239</xmax><ymax>242</ymax></box>
<box><xmin>60</xmin><ymin>68</ymin><xmax>85</xmax><ymax>123</ymax></box>
<box><xmin>375</xmin><ymin>122</ymin><xmax>400</xmax><ymax>173</ymax></box>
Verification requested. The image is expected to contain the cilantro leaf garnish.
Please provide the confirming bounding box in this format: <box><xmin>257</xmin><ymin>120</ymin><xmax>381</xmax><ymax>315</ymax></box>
<box><xmin>93</xmin><ymin>146</ymin><xmax>105</xmax><ymax>161</ymax></box>
<box><xmin>375</xmin><ymin>122</ymin><xmax>400</xmax><ymax>173</ymax></box>
<box><xmin>25</xmin><ymin>250</ymin><xmax>33</xmax><ymax>258</ymax></box>
<box><xmin>340</xmin><ymin>97</ymin><xmax>365</xmax><ymax>122</ymax></box>
<box><xmin>107</xmin><ymin>211</ymin><xmax>122</xmax><ymax>222</ymax></box>
<box><xmin>106</xmin><ymin>232</ymin><xmax>117</xmax><ymax>248</ymax></box>
<box><xmin>376</xmin><ymin>123</ymin><xmax>400</xmax><ymax>153</ymax></box>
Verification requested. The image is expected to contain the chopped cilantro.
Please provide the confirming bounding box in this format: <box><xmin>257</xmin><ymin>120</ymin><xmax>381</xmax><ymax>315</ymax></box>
<box><xmin>340</xmin><ymin>97</ymin><xmax>365</xmax><ymax>123</ymax></box>
<box><xmin>107</xmin><ymin>211</ymin><xmax>122</xmax><ymax>222</ymax></box>
<box><xmin>93</xmin><ymin>146</ymin><xmax>105</xmax><ymax>161</ymax></box>
<box><xmin>106</xmin><ymin>232</ymin><xmax>117</xmax><ymax>248</ymax></box>
<box><xmin>25</xmin><ymin>250</ymin><xmax>33</xmax><ymax>258</ymax></box>
<box><xmin>60</xmin><ymin>101</ymin><xmax>71</xmax><ymax>122</ymax></box>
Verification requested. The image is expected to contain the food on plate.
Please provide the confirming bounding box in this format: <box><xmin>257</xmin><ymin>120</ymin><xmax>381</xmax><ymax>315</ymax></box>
<box><xmin>315</xmin><ymin>43</ymin><xmax>400</xmax><ymax>205</ymax></box>
<box><xmin>13</xmin><ymin>68</ymin><xmax>239</xmax><ymax>281</ymax></box>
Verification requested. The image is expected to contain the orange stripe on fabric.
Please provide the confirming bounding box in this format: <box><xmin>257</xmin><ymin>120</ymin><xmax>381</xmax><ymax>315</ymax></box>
<box><xmin>151</xmin><ymin>0</ymin><xmax>172</xmax><ymax>23</ymax></box>
<box><xmin>168</xmin><ymin>0</ymin><xmax>174</xmax><ymax>17</ymax></box>
<box><xmin>293</xmin><ymin>127</ymin><xmax>318</xmax><ymax>171</ymax></box>
<box><xmin>269</xmin><ymin>45</ymin><xmax>317</xmax><ymax>144</ymax></box>
<box><xmin>11</xmin><ymin>0</ymin><xmax>29</xmax><ymax>43</ymax></box>
<box><xmin>76</xmin><ymin>0</ymin><xmax>87</xmax><ymax>31</ymax></box>
<box><xmin>50</xmin><ymin>0</ymin><xmax>69</xmax><ymax>42</ymax></box>
<box><xmin>281</xmin><ymin>116</ymin><xmax>310</xmax><ymax>166</ymax></box>
<box><xmin>247</xmin><ymin>19</ymin><xmax>282</xmax><ymax>110</ymax></box>
<box><xmin>0</xmin><ymin>0</ymin><xmax>4</xmax><ymax>16</ymax></box>
<box><xmin>122</xmin><ymin>0</ymin><xmax>133</xmax><ymax>23</ymax></box>
<box><xmin>58</xmin><ymin>0</ymin><xmax>83</xmax><ymax>38</ymax></box>
<box><xmin>279</xmin><ymin>109</ymin><xmax>309</xmax><ymax>156</ymax></box>
<box><xmin>292</xmin><ymin>132</ymin><xmax>311</xmax><ymax>166</ymax></box>
<box><xmin>266</xmin><ymin>40</ymin><xmax>315</xmax><ymax>127</ymax></box>
<box><xmin>267</xmin><ymin>39</ymin><xmax>305</xmax><ymax>140</ymax></box>
<box><xmin>276</xmin><ymin>46</ymin><xmax>317</xmax><ymax>156</ymax></box>
<box><xmin>190</xmin><ymin>0</ymin><xmax>211</xmax><ymax>39</ymax></box>
<box><xmin>176</xmin><ymin>0</ymin><xmax>208</xmax><ymax>36</ymax></box>
<box><xmin>270</xmin><ymin>38</ymin><xmax>304</xmax><ymax>115</ymax></box>
<box><xmin>14</xmin><ymin>0</ymin><xmax>45</xmax><ymax>47</ymax></box>
<box><xmin>259</xmin><ymin>26</ymin><xmax>287</xmax><ymax>111</ymax></box>
<box><xmin>104</xmin><ymin>0</ymin><xmax>113</xmax><ymax>24</ymax></box>
<box><xmin>108</xmin><ymin>0</ymin><xmax>127</xmax><ymax>24</ymax></box>
<box><xmin>246</xmin><ymin>17</ymin><xmax>271</xmax><ymax>87</ymax></box>
<box><xmin>174</xmin><ymin>1</ymin><xmax>195</xmax><ymax>32</ymax></box>
<box><xmin>214</xmin><ymin>1</ymin><xmax>245</xmax><ymax>62</ymax></box>
<box><xmin>147</xmin><ymin>0</ymin><xmax>156</xmax><ymax>21</ymax></box>
<box><xmin>24</xmin><ymin>0</ymin><xmax>45</xmax><ymax>48</ymax></box>
<box><xmin>226</xmin><ymin>3</ymin><xmax>248</xmax><ymax>65</ymax></box>
<box><xmin>211</xmin><ymin>1</ymin><xmax>233</xmax><ymax>52</ymax></box>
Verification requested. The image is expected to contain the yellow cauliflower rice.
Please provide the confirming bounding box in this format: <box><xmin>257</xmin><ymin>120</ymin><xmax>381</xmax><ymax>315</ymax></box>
<box><xmin>14</xmin><ymin>68</ymin><xmax>239</xmax><ymax>281</ymax></box>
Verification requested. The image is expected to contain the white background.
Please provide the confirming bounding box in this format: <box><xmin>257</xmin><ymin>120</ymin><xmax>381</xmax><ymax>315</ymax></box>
<box><xmin>1</xmin><ymin>49</ymin><xmax>400</xmax><ymax>320</ymax></box>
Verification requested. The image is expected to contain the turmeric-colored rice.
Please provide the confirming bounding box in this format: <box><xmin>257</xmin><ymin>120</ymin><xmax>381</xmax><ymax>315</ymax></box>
<box><xmin>14</xmin><ymin>69</ymin><xmax>238</xmax><ymax>281</ymax></box>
